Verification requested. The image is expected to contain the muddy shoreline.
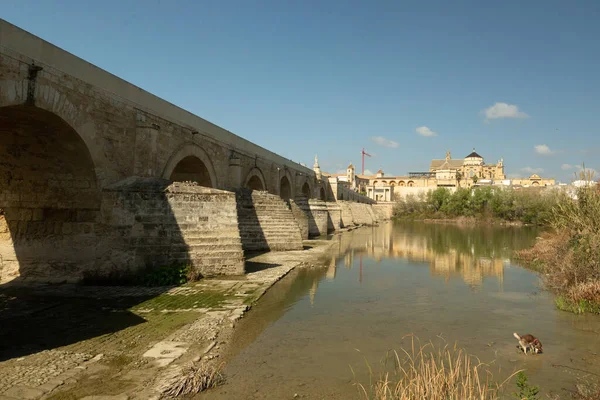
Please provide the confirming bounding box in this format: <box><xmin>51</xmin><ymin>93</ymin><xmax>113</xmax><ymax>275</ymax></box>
<box><xmin>0</xmin><ymin>231</ymin><xmax>348</xmax><ymax>399</ymax></box>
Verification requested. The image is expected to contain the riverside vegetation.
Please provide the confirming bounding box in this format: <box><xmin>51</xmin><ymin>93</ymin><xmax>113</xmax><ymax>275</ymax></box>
<box><xmin>393</xmin><ymin>186</ymin><xmax>562</xmax><ymax>225</ymax></box>
<box><xmin>393</xmin><ymin>177</ymin><xmax>600</xmax><ymax>315</ymax></box>
<box><xmin>517</xmin><ymin>183</ymin><xmax>600</xmax><ymax>315</ymax></box>
<box><xmin>378</xmin><ymin>177</ymin><xmax>600</xmax><ymax>398</ymax></box>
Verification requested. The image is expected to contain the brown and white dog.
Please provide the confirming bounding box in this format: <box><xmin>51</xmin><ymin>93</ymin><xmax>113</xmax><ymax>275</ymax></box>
<box><xmin>513</xmin><ymin>332</ymin><xmax>543</xmax><ymax>354</ymax></box>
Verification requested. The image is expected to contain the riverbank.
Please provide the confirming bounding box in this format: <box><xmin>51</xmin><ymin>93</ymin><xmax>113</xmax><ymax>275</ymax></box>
<box><xmin>421</xmin><ymin>216</ymin><xmax>529</xmax><ymax>226</ymax></box>
<box><xmin>0</xmin><ymin>236</ymin><xmax>341</xmax><ymax>400</ymax></box>
<box><xmin>515</xmin><ymin>186</ymin><xmax>600</xmax><ymax>316</ymax></box>
<box><xmin>392</xmin><ymin>186</ymin><xmax>561</xmax><ymax>226</ymax></box>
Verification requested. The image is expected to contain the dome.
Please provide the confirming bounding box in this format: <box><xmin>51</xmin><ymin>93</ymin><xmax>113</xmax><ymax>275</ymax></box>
<box><xmin>465</xmin><ymin>150</ymin><xmax>482</xmax><ymax>158</ymax></box>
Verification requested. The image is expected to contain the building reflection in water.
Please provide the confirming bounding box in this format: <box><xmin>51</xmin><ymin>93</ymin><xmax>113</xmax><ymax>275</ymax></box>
<box><xmin>325</xmin><ymin>222</ymin><xmax>538</xmax><ymax>290</ymax></box>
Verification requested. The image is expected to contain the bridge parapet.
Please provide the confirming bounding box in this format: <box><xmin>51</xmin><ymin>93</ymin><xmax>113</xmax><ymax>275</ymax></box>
<box><xmin>0</xmin><ymin>19</ymin><xmax>320</xmax><ymax>199</ymax></box>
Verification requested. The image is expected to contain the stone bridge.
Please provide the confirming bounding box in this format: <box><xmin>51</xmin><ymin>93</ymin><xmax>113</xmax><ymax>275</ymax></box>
<box><xmin>0</xmin><ymin>19</ymin><xmax>390</xmax><ymax>283</ymax></box>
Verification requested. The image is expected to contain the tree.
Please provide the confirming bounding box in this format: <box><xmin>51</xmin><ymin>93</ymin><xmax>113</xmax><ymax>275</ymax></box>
<box><xmin>472</xmin><ymin>174</ymin><xmax>478</xmax><ymax>185</ymax></box>
<box><xmin>456</xmin><ymin>170</ymin><xmax>463</xmax><ymax>188</ymax></box>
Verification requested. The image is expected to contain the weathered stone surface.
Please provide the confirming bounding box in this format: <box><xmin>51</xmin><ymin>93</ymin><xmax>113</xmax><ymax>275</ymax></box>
<box><xmin>338</xmin><ymin>201</ymin><xmax>355</xmax><ymax>228</ymax></box>
<box><xmin>349</xmin><ymin>203</ymin><xmax>375</xmax><ymax>226</ymax></box>
<box><xmin>326</xmin><ymin>202</ymin><xmax>342</xmax><ymax>232</ymax></box>
<box><xmin>98</xmin><ymin>178</ymin><xmax>244</xmax><ymax>277</ymax></box>
<box><xmin>372</xmin><ymin>203</ymin><xmax>394</xmax><ymax>220</ymax></box>
<box><xmin>2</xmin><ymin>385</ymin><xmax>45</xmax><ymax>399</ymax></box>
<box><xmin>307</xmin><ymin>199</ymin><xmax>329</xmax><ymax>237</ymax></box>
<box><xmin>289</xmin><ymin>199</ymin><xmax>309</xmax><ymax>240</ymax></box>
<box><xmin>236</xmin><ymin>190</ymin><xmax>303</xmax><ymax>252</ymax></box>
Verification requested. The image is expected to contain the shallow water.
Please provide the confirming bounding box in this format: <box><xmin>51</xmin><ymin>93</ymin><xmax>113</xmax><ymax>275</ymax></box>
<box><xmin>200</xmin><ymin>222</ymin><xmax>600</xmax><ymax>399</ymax></box>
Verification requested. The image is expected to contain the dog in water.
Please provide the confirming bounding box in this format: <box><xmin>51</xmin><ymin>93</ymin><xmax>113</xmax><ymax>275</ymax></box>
<box><xmin>513</xmin><ymin>332</ymin><xmax>543</xmax><ymax>354</ymax></box>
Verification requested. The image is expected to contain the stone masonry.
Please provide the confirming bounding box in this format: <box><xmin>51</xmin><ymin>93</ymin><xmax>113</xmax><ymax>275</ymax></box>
<box><xmin>98</xmin><ymin>178</ymin><xmax>245</xmax><ymax>278</ymax></box>
<box><xmin>326</xmin><ymin>202</ymin><xmax>342</xmax><ymax>232</ymax></box>
<box><xmin>235</xmin><ymin>190</ymin><xmax>303</xmax><ymax>253</ymax></box>
<box><xmin>307</xmin><ymin>199</ymin><xmax>329</xmax><ymax>237</ymax></box>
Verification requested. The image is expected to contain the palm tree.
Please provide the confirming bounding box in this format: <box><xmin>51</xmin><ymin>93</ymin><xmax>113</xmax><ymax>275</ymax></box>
<box><xmin>456</xmin><ymin>170</ymin><xmax>463</xmax><ymax>188</ymax></box>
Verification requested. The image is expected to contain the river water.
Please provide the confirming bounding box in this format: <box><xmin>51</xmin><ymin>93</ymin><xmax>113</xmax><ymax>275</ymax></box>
<box><xmin>200</xmin><ymin>222</ymin><xmax>600</xmax><ymax>399</ymax></box>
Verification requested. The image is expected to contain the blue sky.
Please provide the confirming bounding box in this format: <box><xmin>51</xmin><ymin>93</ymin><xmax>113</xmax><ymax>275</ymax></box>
<box><xmin>3</xmin><ymin>0</ymin><xmax>599</xmax><ymax>182</ymax></box>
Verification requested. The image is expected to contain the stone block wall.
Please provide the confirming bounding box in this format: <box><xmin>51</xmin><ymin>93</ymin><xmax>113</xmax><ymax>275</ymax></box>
<box><xmin>289</xmin><ymin>199</ymin><xmax>309</xmax><ymax>240</ymax></box>
<box><xmin>307</xmin><ymin>199</ymin><xmax>329</xmax><ymax>237</ymax></box>
<box><xmin>349</xmin><ymin>203</ymin><xmax>375</xmax><ymax>226</ymax></box>
<box><xmin>366</xmin><ymin>204</ymin><xmax>379</xmax><ymax>224</ymax></box>
<box><xmin>338</xmin><ymin>201</ymin><xmax>355</xmax><ymax>228</ymax></box>
<box><xmin>326</xmin><ymin>202</ymin><xmax>342</xmax><ymax>232</ymax></box>
<box><xmin>98</xmin><ymin>178</ymin><xmax>244</xmax><ymax>278</ymax></box>
<box><xmin>236</xmin><ymin>190</ymin><xmax>303</xmax><ymax>252</ymax></box>
<box><xmin>373</xmin><ymin>203</ymin><xmax>394</xmax><ymax>220</ymax></box>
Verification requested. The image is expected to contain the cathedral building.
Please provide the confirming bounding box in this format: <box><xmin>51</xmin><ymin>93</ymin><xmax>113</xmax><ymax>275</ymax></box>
<box><xmin>429</xmin><ymin>149</ymin><xmax>506</xmax><ymax>187</ymax></box>
<box><xmin>323</xmin><ymin>148</ymin><xmax>555</xmax><ymax>202</ymax></box>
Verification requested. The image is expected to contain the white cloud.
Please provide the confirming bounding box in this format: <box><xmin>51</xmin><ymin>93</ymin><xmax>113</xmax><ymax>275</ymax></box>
<box><xmin>561</xmin><ymin>164</ymin><xmax>574</xmax><ymax>170</ymax></box>
<box><xmin>416</xmin><ymin>126</ymin><xmax>437</xmax><ymax>137</ymax></box>
<box><xmin>363</xmin><ymin>169</ymin><xmax>374</xmax><ymax>176</ymax></box>
<box><xmin>371</xmin><ymin>136</ymin><xmax>399</xmax><ymax>148</ymax></box>
<box><xmin>507</xmin><ymin>173</ymin><xmax>523</xmax><ymax>179</ymax></box>
<box><xmin>521</xmin><ymin>167</ymin><xmax>544</xmax><ymax>174</ymax></box>
<box><xmin>482</xmin><ymin>102</ymin><xmax>529</xmax><ymax>122</ymax></box>
<box><xmin>534</xmin><ymin>144</ymin><xmax>556</xmax><ymax>156</ymax></box>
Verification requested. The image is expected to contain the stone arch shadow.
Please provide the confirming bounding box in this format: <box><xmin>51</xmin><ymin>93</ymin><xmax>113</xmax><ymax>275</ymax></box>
<box><xmin>162</xmin><ymin>143</ymin><xmax>218</xmax><ymax>188</ymax></box>
<box><xmin>279</xmin><ymin>170</ymin><xmax>294</xmax><ymax>201</ymax></box>
<box><xmin>236</xmin><ymin>167</ymin><xmax>270</xmax><ymax>254</ymax></box>
<box><xmin>0</xmin><ymin>105</ymin><xmax>102</xmax><ymax>283</ymax></box>
<box><xmin>244</xmin><ymin>167</ymin><xmax>267</xmax><ymax>191</ymax></box>
<box><xmin>0</xmin><ymin>105</ymin><xmax>190</xmax><ymax>361</ymax></box>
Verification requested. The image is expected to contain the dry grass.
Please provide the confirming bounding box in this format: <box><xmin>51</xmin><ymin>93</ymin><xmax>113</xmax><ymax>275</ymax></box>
<box><xmin>515</xmin><ymin>186</ymin><xmax>600</xmax><ymax>314</ymax></box>
<box><xmin>573</xmin><ymin>381</ymin><xmax>600</xmax><ymax>400</ymax></box>
<box><xmin>352</xmin><ymin>335</ymin><xmax>520</xmax><ymax>400</ymax></box>
<box><xmin>162</xmin><ymin>361</ymin><xmax>225</xmax><ymax>398</ymax></box>
<box><xmin>567</xmin><ymin>281</ymin><xmax>600</xmax><ymax>304</ymax></box>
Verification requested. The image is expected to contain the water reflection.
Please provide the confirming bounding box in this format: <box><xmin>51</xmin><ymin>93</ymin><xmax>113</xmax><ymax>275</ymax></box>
<box><xmin>202</xmin><ymin>222</ymin><xmax>600</xmax><ymax>400</ymax></box>
<box><xmin>327</xmin><ymin>221</ymin><xmax>540</xmax><ymax>289</ymax></box>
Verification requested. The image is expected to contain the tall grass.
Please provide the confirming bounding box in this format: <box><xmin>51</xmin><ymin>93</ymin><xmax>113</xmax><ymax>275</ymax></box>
<box><xmin>516</xmin><ymin>170</ymin><xmax>600</xmax><ymax>314</ymax></box>
<box><xmin>352</xmin><ymin>335</ymin><xmax>520</xmax><ymax>400</ymax></box>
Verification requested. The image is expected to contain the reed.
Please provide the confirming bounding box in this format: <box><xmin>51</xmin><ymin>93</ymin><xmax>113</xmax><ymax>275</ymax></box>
<box><xmin>352</xmin><ymin>335</ymin><xmax>520</xmax><ymax>400</ymax></box>
<box><xmin>162</xmin><ymin>361</ymin><xmax>225</xmax><ymax>397</ymax></box>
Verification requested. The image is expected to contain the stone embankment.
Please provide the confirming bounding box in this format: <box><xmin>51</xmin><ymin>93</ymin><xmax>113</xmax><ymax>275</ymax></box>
<box><xmin>0</xmin><ymin>238</ymin><xmax>339</xmax><ymax>400</ymax></box>
<box><xmin>0</xmin><ymin>200</ymin><xmax>392</xmax><ymax>399</ymax></box>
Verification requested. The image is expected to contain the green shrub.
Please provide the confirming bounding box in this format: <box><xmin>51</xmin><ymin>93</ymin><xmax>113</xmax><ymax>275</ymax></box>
<box><xmin>137</xmin><ymin>264</ymin><xmax>192</xmax><ymax>287</ymax></box>
<box><xmin>393</xmin><ymin>186</ymin><xmax>562</xmax><ymax>225</ymax></box>
<box><xmin>512</xmin><ymin>371</ymin><xmax>539</xmax><ymax>400</ymax></box>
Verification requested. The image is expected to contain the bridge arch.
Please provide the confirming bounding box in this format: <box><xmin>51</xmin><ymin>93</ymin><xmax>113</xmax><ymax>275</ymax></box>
<box><xmin>0</xmin><ymin>105</ymin><xmax>100</xmax><ymax>281</ymax></box>
<box><xmin>301</xmin><ymin>181</ymin><xmax>312</xmax><ymax>198</ymax></box>
<box><xmin>162</xmin><ymin>144</ymin><xmax>217</xmax><ymax>188</ymax></box>
<box><xmin>244</xmin><ymin>167</ymin><xmax>267</xmax><ymax>191</ymax></box>
<box><xmin>1</xmin><ymin>82</ymin><xmax>105</xmax><ymax>183</ymax></box>
<box><xmin>279</xmin><ymin>170</ymin><xmax>294</xmax><ymax>201</ymax></box>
